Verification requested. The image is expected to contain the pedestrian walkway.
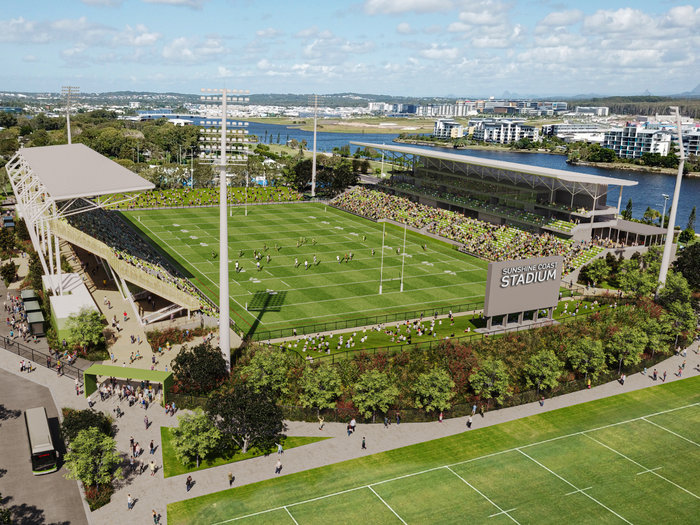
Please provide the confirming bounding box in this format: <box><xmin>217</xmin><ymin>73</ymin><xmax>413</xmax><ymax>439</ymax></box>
<box><xmin>1</xmin><ymin>331</ymin><xmax>697</xmax><ymax>525</ymax></box>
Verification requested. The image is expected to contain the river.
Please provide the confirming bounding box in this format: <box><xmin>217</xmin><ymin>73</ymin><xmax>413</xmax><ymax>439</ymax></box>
<box><xmin>248</xmin><ymin>121</ymin><xmax>699</xmax><ymax>225</ymax></box>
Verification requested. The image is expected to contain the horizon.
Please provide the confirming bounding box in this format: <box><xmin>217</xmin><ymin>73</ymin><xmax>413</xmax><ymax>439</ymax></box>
<box><xmin>2</xmin><ymin>1</ymin><xmax>699</xmax><ymax>97</ymax></box>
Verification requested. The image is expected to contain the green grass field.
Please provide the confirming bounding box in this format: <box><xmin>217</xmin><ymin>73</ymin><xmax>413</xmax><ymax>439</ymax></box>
<box><xmin>119</xmin><ymin>203</ymin><xmax>489</xmax><ymax>337</ymax></box>
<box><xmin>168</xmin><ymin>376</ymin><xmax>700</xmax><ymax>525</ymax></box>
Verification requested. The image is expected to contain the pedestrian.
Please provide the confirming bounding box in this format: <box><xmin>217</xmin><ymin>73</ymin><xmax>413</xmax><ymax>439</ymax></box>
<box><xmin>350</xmin><ymin>418</ymin><xmax>356</xmax><ymax>433</ymax></box>
<box><xmin>275</xmin><ymin>459</ymin><xmax>282</xmax><ymax>474</ymax></box>
<box><xmin>87</xmin><ymin>395</ymin><xmax>92</xmax><ymax>408</ymax></box>
<box><xmin>150</xmin><ymin>461</ymin><xmax>156</xmax><ymax>476</ymax></box>
<box><xmin>653</xmin><ymin>369</ymin><xmax>658</xmax><ymax>381</ymax></box>
<box><xmin>678</xmin><ymin>367</ymin><xmax>682</xmax><ymax>378</ymax></box>
<box><xmin>396</xmin><ymin>412</ymin><xmax>401</xmax><ymax>425</ymax></box>
<box><xmin>129</xmin><ymin>456</ymin><xmax>135</xmax><ymax>471</ymax></box>
<box><xmin>663</xmin><ymin>371</ymin><xmax>667</xmax><ymax>382</ymax></box>
<box><xmin>318</xmin><ymin>415</ymin><xmax>324</xmax><ymax>430</ymax></box>
<box><xmin>228</xmin><ymin>471</ymin><xmax>234</xmax><ymax>487</ymax></box>
<box><xmin>540</xmin><ymin>396</ymin><xmax>545</xmax><ymax>406</ymax></box>
<box><xmin>438</xmin><ymin>412</ymin><xmax>443</xmax><ymax>423</ymax></box>
<box><xmin>472</xmin><ymin>404</ymin><xmax>477</xmax><ymax>416</ymax></box>
<box><xmin>127</xmin><ymin>494</ymin><xmax>133</xmax><ymax>510</ymax></box>
<box><xmin>384</xmin><ymin>416</ymin><xmax>389</xmax><ymax>428</ymax></box>
<box><xmin>124</xmin><ymin>311</ymin><xmax>128</xmax><ymax>322</ymax></box>
<box><xmin>276</xmin><ymin>442</ymin><xmax>284</xmax><ymax>454</ymax></box>
<box><xmin>479</xmin><ymin>404</ymin><xmax>484</xmax><ymax>418</ymax></box>
<box><xmin>467</xmin><ymin>415</ymin><xmax>472</xmax><ymax>428</ymax></box>
<box><xmin>150</xmin><ymin>440</ymin><xmax>155</xmax><ymax>454</ymax></box>
<box><xmin>587</xmin><ymin>378</ymin><xmax>591</xmax><ymax>389</ymax></box>
<box><xmin>186</xmin><ymin>475</ymin><xmax>193</xmax><ymax>492</ymax></box>
<box><xmin>643</xmin><ymin>367</ymin><xmax>647</xmax><ymax>376</ymax></box>
<box><xmin>362</xmin><ymin>437</ymin><xmax>366</xmax><ymax>450</ymax></box>
<box><xmin>152</xmin><ymin>510</ymin><xmax>159</xmax><ymax>524</ymax></box>
<box><xmin>347</xmin><ymin>424</ymin><xmax>352</xmax><ymax>437</ymax></box>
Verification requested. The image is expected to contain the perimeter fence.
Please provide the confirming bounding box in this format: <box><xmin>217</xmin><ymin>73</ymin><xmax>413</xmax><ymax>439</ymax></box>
<box><xmin>0</xmin><ymin>335</ymin><xmax>84</xmax><ymax>381</ymax></box>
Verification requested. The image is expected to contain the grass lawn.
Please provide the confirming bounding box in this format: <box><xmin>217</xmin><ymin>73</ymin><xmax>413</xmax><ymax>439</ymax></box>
<box><xmin>119</xmin><ymin>203</ymin><xmax>489</xmax><ymax>338</ymax></box>
<box><xmin>168</xmin><ymin>376</ymin><xmax>700</xmax><ymax>525</ymax></box>
<box><xmin>160</xmin><ymin>428</ymin><xmax>331</xmax><ymax>478</ymax></box>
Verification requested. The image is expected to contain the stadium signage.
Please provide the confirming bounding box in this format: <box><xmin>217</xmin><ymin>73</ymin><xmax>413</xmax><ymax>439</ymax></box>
<box><xmin>484</xmin><ymin>256</ymin><xmax>564</xmax><ymax>318</ymax></box>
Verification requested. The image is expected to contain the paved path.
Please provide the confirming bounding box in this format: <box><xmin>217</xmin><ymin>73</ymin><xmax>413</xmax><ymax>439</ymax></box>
<box><xmin>0</xmin><ymin>334</ymin><xmax>697</xmax><ymax>525</ymax></box>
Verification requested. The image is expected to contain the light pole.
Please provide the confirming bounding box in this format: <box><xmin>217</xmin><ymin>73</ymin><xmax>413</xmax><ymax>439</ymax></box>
<box><xmin>660</xmin><ymin>193</ymin><xmax>669</xmax><ymax>229</ymax></box>
<box><xmin>309</xmin><ymin>95</ymin><xmax>324</xmax><ymax>197</ymax></box>
<box><xmin>379</xmin><ymin>222</ymin><xmax>386</xmax><ymax>294</ymax></box>
<box><xmin>400</xmin><ymin>221</ymin><xmax>407</xmax><ymax>292</ymax></box>
<box><xmin>61</xmin><ymin>86</ymin><xmax>79</xmax><ymax>145</ymax></box>
<box><xmin>657</xmin><ymin>107</ymin><xmax>687</xmax><ymax>296</ymax></box>
<box><xmin>199</xmin><ymin>87</ymin><xmax>251</xmax><ymax>369</ymax></box>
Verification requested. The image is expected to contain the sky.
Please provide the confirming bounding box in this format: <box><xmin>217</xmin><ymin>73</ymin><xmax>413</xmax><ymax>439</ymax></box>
<box><xmin>2</xmin><ymin>0</ymin><xmax>699</xmax><ymax>98</ymax></box>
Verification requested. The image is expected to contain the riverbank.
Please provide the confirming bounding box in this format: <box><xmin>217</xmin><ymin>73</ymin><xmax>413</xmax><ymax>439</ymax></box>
<box><xmin>568</xmin><ymin>159</ymin><xmax>700</xmax><ymax>177</ymax></box>
<box><xmin>247</xmin><ymin>117</ymin><xmax>434</xmax><ymax>134</ymax></box>
<box><xmin>394</xmin><ymin>138</ymin><xmax>568</xmax><ymax>156</ymax></box>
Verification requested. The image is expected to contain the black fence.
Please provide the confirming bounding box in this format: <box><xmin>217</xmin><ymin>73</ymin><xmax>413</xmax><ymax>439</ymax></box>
<box><xmin>251</xmin><ymin>300</ymin><xmax>485</xmax><ymax>342</ymax></box>
<box><xmin>0</xmin><ymin>336</ymin><xmax>84</xmax><ymax>381</ymax></box>
<box><xmin>169</xmin><ymin>392</ymin><xmax>209</xmax><ymax>411</ymax></box>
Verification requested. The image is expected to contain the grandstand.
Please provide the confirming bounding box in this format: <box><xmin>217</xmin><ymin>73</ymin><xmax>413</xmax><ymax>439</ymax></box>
<box><xmin>351</xmin><ymin>142</ymin><xmax>667</xmax><ymax>246</ymax></box>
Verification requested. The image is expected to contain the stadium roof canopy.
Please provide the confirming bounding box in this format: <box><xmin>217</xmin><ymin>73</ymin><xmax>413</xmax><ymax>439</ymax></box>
<box><xmin>17</xmin><ymin>143</ymin><xmax>154</xmax><ymax>200</ymax></box>
<box><xmin>350</xmin><ymin>141</ymin><xmax>638</xmax><ymax>188</ymax></box>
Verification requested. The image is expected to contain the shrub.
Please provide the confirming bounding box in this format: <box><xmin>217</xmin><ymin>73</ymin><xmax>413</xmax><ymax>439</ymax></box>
<box><xmin>61</xmin><ymin>408</ymin><xmax>113</xmax><ymax>443</ymax></box>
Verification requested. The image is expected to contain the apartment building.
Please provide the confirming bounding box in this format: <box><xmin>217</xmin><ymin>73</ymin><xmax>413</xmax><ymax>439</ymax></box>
<box><xmin>603</xmin><ymin>124</ymin><xmax>672</xmax><ymax>159</ymax></box>
<box><xmin>470</xmin><ymin>118</ymin><xmax>540</xmax><ymax>143</ymax></box>
<box><xmin>433</xmin><ymin>118</ymin><xmax>464</xmax><ymax>139</ymax></box>
<box><xmin>684</xmin><ymin>130</ymin><xmax>700</xmax><ymax>156</ymax></box>
<box><xmin>575</xmin><ymin>106</ymin><xmax>609</xmax><ymax>116</ymax></box>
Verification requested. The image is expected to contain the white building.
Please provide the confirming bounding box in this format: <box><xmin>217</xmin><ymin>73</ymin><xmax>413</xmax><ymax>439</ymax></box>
<box><xmin>575</xmin><ymin>106</ymin><xmax>609</xmax><ymax>116</ymax></box>
<box><xmin>470</xmin><ymin>118</ymin><xmax>539</xmax><ymax>143</ymax></box>
<box><xmin>684</xmin><ymin>130</ymin><xmax>700</xmax><ymax>156</ymax></box>
<box><xmin>433</xmin><ymin>118</ymin><xmax>464</xmax><ymax>139</ymax></box>
<box><xmin>603</xmin><ymin>125</ymin><xmax>672</xmax><ymax>159</ymax></box>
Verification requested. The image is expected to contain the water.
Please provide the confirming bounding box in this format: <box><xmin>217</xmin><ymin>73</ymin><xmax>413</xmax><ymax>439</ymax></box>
<box><xmin>248</xmin><ymin>122</ymin><xmax>699</xmax><ymax>224</ymax></box>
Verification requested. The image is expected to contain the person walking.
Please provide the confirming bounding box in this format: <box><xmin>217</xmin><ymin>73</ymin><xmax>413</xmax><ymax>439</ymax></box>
<box><xmin>350</xmin><ymin>418</ymin><xmax>356</xmax><ymax>433</ymax></box>
<box><xmin>152</xmin><ymin>510</ymin><xmax>159</xmax><ymax>524</ymax></box>
<box><xmin>663</xmin><ymin>371</ymin><xmax>667</xmax><ymax>382</ymax></box>
<box><xmin>149</xmin><ymin>461</ymin><xmax>156</xmax><ymax>476</ymax></box>
<box><xmin>678</xmin><ymin>367</ymin><xmax>683</xmax><ymax>378</ymax></box>
<box><xmin>127</xmin><ymin>494</ymin><xmax>133</xmax><ymax>511</ymax></box>
<box><xmin>275</xmin><ymin>442</ymin><xmax>284</xmax><ymax>454</ymax></box>
<box><xmin>150</xmin><ymin>440</ymin><xmax>155</xmax><ymax>454</ymax></box>
<box><xmin>228</xmin><ymin>471</ymin><xmax>234</xmax><ymax>487</ymax></box>
<box><xmin>144</xmin><ymin>415</ymin><xmax>149</xmax><ymax>430</ymax></box>
<box><xmin>362</xmin><ymin>437</ymin><xmax>366</xmax><ymax>450</ymax></box>
<box><xmin>186</xmin><ymin>475</ymin><xmax>193</xmax><ymax>492</ymax></box>
<box><xmin>472</xmin><ymin>404</ymin><xmax>477</xmax><ymax>416</ymax></box>
<box><xmin>653</xmin><ymin>369</ymin><xmax>658</xmax><ymax>381</ymax></box>
<box><xmin>318</xmin><ymin>416</ymin><xmax>324</xmax><ymax>430</ymax></box>
<box><xmin>384</xmin><ymin>416</ymin><xmax>389</xmax><ymax>428</ymax></box>
<box><xmin>396</xmin><ymin>412</ymin><xmax>401</xmax><ymax>425</ymax></box>
<box><xmin>438</xmin><ymin>412</ymin><xmax>443</xmax><ymax>423</ymax></box>
<box><xmin>275</xmin><ymin>459</ymin><xmax>282</xmax><ymax>474</ymax></box>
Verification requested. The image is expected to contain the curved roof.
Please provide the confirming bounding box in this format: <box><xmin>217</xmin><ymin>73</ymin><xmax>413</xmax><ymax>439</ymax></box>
<box><xmin>19</xmin><ymin>143</ymin><xmax>154</xmax><ymax>200</ymax></box>
<box><xmin>350</xmin><ymin>141</ymin><xmax>638</xmax><ymax>187</ymax></box>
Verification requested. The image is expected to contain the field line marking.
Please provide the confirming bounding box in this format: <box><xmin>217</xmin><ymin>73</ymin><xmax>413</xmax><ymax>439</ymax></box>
<box><xmin>367</xmin><ymin>486</ymin><xmax>407</xmax><ymax>525</ymax></box>
<box><xmin>636</xmin><ymin>467</ymin><xmax>662</xmax><ymax>476</ymax></box>
<box><xmin>283</xmin><ymin>507</ymin><xmax>299</xmax><ymax>525</ymax></box>
<box><xmin>445</xmin><ymin>467</ymin><xmax>521</xmax><ymax>524</ymax></box>
<box><xmin>265</xmin><ymin>270</ymin><xmax>273</xmax><ymax>276</ymax></box>
<box><xmin>517</xmin><ymin>449</ymin><xmax>634</xmax><ymax>525</ymax></box>
<box><xmin>208</xmin><ymin>402</ymin><xmax>699</xmax><ymax>525</ymax></box>
<box><xmin>565</xmin><ymin>487</ymin><xmax>593</xmax><ymax>496</ymax></box>
<box><xmin>582</xmin><ymin>433</ymin><xmax>700</xmax><ymax>501</ymax></box>
<box><xmin>280</xmin><ymin>281</ymin><xmax>291</xmax><ymax>287</ymax></box>
<box><xmin>641</xmin><ymin>417</ymin><xmax>700</xmax><ymax>448</ymax></box>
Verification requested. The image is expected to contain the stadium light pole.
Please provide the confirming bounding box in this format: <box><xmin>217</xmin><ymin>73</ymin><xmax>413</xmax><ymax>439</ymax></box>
<box><xmin>400</xmin><ymin>222</ymin><xmax>407</xmax><ymax>292</ymax></box>
<box><xmin>61</xmin><ymin>86</ymin><xmax>79</xmax><ymax>145</ymax></box>
<box><xmin>379</xmin><ymin>222</ymin><xmax>386</xmax><ymax>294</ymax></box>
<box><xmin>199</xmin><ymin>87</ymin><xmax>250</xmax><ymax>369</ymax></box>
<box><xmin>309</xmin><ymin>95</ymin><xmax>323</xmax><ymax>197</ymax></box>
<box><xmin>657</xmin><ymin>106</ymin><xmax>686</xmax><ymax>297</ymax></box>
<box><xmin>660</xmin><ymin>193</ymin><xmax>669</xmax><ymax>228</ymax></box>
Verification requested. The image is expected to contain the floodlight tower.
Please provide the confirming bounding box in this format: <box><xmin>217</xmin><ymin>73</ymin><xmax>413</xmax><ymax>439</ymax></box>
<box><xmin>657</xmin><ymin>106</ymin><xmax>686</xmax><ymax>296</ymax></box>
<box><xmin>61</xmin><ymin>86</ymin><xmax>79</xmax><ymax>145</ymax></box>
<box><xmin>308</xmin><ymin>94</ymin><xmax>324</xmax><ymax>197</ymax></box>
<box><xmin>199</xmin><ymin>87</ymin><xmax>250</xmax><ymax>369</ymax></box>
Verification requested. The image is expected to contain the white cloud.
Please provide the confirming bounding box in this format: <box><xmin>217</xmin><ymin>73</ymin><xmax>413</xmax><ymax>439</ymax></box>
<box><xmin>22</xmin><ymin>54</ymin><xmax>39</xmax><ymax>62</ymax></box>
<box><xmin>255</xmin><ymin>28</ymin><xmax>284</xmax><ymax>38</ymax></box>
<box><xmin>583</xmin><ymin>8</ymin><xmax>654</xmax><ymax>35</ymax></box>
<box><xmin>162</xmin><ymin>37</ymin><xmax>226</xmax><ymax>63</ymax></box>
<box><xmin>114</xmin><ymin>24</ymin><xmax>162</xmax><ymax>47</ymax></box>
<box><xmin>418</xmin><ymin>44</ymin><xmax>460</xmax><ymax>61</ymax></box>
<box><xmin>537</xmin><ymin>9</ymin><xmax>584</xmax><ymax>27</ymax></box>
<box><xmin>217</xmin><ymin>66</ymin><xmax>234</xmax><ymax>77</ymax></box>
<box><xmin>396</xmin><ymin>23</ymin><xmax>416</xmax><ymax>35</ymax></box>
<box><xmin>294</xmin><ymin>26</ymin><xmax>334</xmax><ymax>40</ymax></box>
<box><xmin>142</xmin><ymin>0</ymin><xmax>209</xmax><ymax>8</ymax></box>
<box><xmin>363</xmin><ymin>0</ymin><xmax>454</xmax><ymax>15</ymax></box>
<box><xmin>660</xmin><ymin>5</ymin><xmax>700</xmax><ymax>29</ymax></box>
<box><xmin>424</xmin><ymin>24</ymin><xmax>442</xmax><ymax>34</ymax></box>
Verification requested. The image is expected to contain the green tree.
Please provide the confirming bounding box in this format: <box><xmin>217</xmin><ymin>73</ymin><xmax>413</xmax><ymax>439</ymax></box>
<box><xmin>605</xmin><ymin>326</ymin><xmax>648</xmax><ymax>374</ymax></box>
<box><xmin>65</xmin><ymin>307</ymin><xmax>105</xmax><ymax>353</ymax></box>
<box><xmin>298</xmin><ymin>362</ymin><xmax>343</xmax><ymax>411</ymax></box>
<box><xmin>192</xmin><ymin>159</ymin><xmax>215</xmax><ymax>188</ymax></box>
<box><xmin>14</xmin><ymin>218</ymin><xmax>30</xmax><ymax>242</ymax></box>
<box><xmin>657</xmin><ymin>270</ymin><xmax>697</xmax><ymax>337</ymax></box>
<box><xmin>170</xmin><ymin>408</ymin><xmax>221</xmax><ymax>467</ymax></box>
<box><xmin>239</xmin><ymin>346</ymin><xmax>290</xmax><ymax>398</ymax></box>
<box><xmin>678</xmin><ymin>228</ymin><xmax>695</xmax><ymax>244</ymax></box>
<box><xmin>566</xmin><ymin>337</ymin><xmax>606</xmax><ymax>381</ymax></box>
<box><xmin>63</xmin><ymin>427</ymin><xmax>122</xmax><ymax>490</ymax></box>
<box><xmin>581</xmin><ymin>258</ymin><xmax>609</xmax><ymax>285</ymax></box>
<box><xmin>61</xmin><ymin>408</ymin><xmax>112</xmax><ymax>443</ymax></box>
<box><xmin>622</xmin><ymin>198</ymin><xmax>634</xmax><ymax>220</ymax></box>
<box><xmin>0</xmin><ymin>112</ymin><xmax>18</xmax><ymax>128</ymax></box>
<box><xmin>171</xmin><ymin>343</ymin><xmax>228</xmax><ymax>395</ymax></box>
<box><xmin>673</xmin><ymin>243</ymin><xmax>700</xmax><ymax>290</ymax></box>
<box><xmin>470</xmin><ymin>358</ymin><xmax>510</xmax><ymax>404</ymax></box>
<box><xmin>524</xmin><ymin>350</ymin><xmax>564</xmax><ymax>395</ymax></box>
<box><xmin>330</xmin><ymin>159</ymin><xmax>358</xmax><ymax>196</ymax></box>
<box><xmin>413</xmin><ymin>368</ymin><xmax>455</xmax><ymax>413</ymax></box>
<box><xmin>688</xmin><ymin>206</ymin><xmax>697</xmax><ymax>231</ymax></box>
<box><xmin>643</xmin><ymin>207</ymin><xmax>661</xmax><ymax>224</ymax></box>
<box><xmin>0</xmin><ymin>493</ymin><xmax>11</xmax><ymax>524</ymax></box>
<box><xmin>0</xmin><ymin>260</ymin><xmax>17</xmax><ymax>287</ymax></box>
<box><xmin>207</xmin><ymin>383</ymin><xmax>283</xmax><ymax>454</ymax></box>
<box><xmin>617</xmin><ymin>259</ymin><xmax>658</xmax><ymax>297</ymax></box>
<box><xmin>353</xmin><ymin>369</ymin><xmax>399</xmax><ymax>418</ymax></box>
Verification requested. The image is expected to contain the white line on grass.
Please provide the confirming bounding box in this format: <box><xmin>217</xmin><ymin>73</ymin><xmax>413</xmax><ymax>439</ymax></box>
<box><xmin>636</xmin><ymin>467</ymin><xmax>662</xmax><ymax>476</ymax></box>
<box><xmin>641</xmin><ymin>417</ymin><xmax>700</xmax><ymax>447</ymax></box>
<box><xmin>445</xmin><ymin>467</ymin><xmax>521</xmax><ymax>525</ymax></box>
<box><xmin>517</xmin><ymin>449</ymin><xmax>634</xmax><ymax>525</ymax></box>
<box><xmin>209</xmin><ymin>402</ymin><xmax>700</xmax><ymax>525</ymax></box>
<box><xmin>582</xmin><ymin>433</ymin><xmax>700</xmax><ymax>501</ymax></box>
<box><xmin>283</xmin><ymin>507</ymin><xmax>299</xmax><ymax>525</ymax></box>
<box><xmin>565</xmin><ymin>487</ymin><xmax>593</xmax><ymax>496</ymax></box>
<box><xmin>367</xmin><ymin>486</ymin><xmax>407</xmax><ymax>524</ymax></box>
<box><xmin>265</xmin><ymin>270</ymin><xmax>273</xmax><ymax>276</ymax></box>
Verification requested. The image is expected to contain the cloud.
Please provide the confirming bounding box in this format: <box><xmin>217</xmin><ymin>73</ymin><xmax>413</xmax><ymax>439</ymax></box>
<box><xmin>537</xmin><ymin>9</ymin><xmax>584</xmax><ymax>27</ymax></box>
<box><xmin>22</xmin><ymin>54</ymin><xmax>39</xmax><ymax>62</ymax></box>
<box><xmin>396</xmin><ymin>23</ymin><xmax>416</xmax><ymax>35</ymax></box>
<box><xmin>363</xmin><ymin>0</ymin><xmax>454</xmax><ymax>15</ymax></box>
<box><xmin>424</xmin><ymin>24</ymin><xmax>442</xmax><ymax>34</ymax></box>
<box><xmin>294</xmin><ymin>26</ymin><xmax>334</xmax><ymax>40</ymax></box>
<box><xmin>582</xmin><ymin>8</ymin><xmax>654</xmax><ymax>35</ymax></box>
<box><xmin>217</xmin><ymin>66</ymin><xmax>235</xmax><ymax>77</ymax></box>
<box><xmin>660</xmin><ymin>5</ymin><xmax>700</xmax><ymax>29</ymax></box>
<box><xmin>114</xmin><ymin>24</ymin><xmax>162</xmax><ymax>46</ymax></box>
<box><xmin>418</xmin><ymin>44</ymin><xmax>460</xmax><ymax>61</ymax></box>
<box><xmin>255</xmin><ymin>27</ymin><xmax>284</xmax><ymax>38</ymax></box>
<box><xmin>142</xmin><ymin>0</ymin><xmax>209</xmax><ymax>8</ymax></box>
<box><xmin>162</xmin><ymin>37</ymin><xmax>226</xmax><ymax>63</ymax></box>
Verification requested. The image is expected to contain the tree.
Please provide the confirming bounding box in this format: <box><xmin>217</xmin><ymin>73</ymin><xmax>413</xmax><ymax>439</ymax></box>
<box><xmin>617</xmin><ymin>259</ymin><xmax>658</xmax><ymax>297</ymax></box>
<box><xmin>657</xmin><ymin>270</ymin><xmax>697</xmax><ymax>337</ymax></box>
<box><xmin>63</xmin><ymin>427</ymin><xmax>122</xmax><ymax>490</ymax></box>
<box><xmin>0</xmin><ymin>493</ymin><xmax>11</xmax><ymax>525</ymax></box>
<box><xmin>61</xmin><ymin>408</ymin><xmax>112</xmax><ymax>444</ymax></box>
<box><xmin>170</xmin><ymin>408</ymin><xmax>221</xmax><ymax>468</ymax></box>
<box><xmin>0</xmin><ymin>111</ymin><xmax>18</xmax><ymax>128</ymax></box>
<box><xmin>171</xmin><ymin>343</ymin><xmax>228</xmax><ymax>394</ymax></box>
<box><xmin>688</xmin><ymin>206</ymin><xmax>697</xmax><ymax>232</ymax></box>
<box><xmin>673</xmin><ymin>243</ymin><xmax>700</xmax><ymax>290</ymax></box>
<box><xmin>207</xmin><ymin>383</ymin><xmax>283</xmax><ymax>454</ymax></box>
<box><xmin>0</xmin><ymin>260</ymin><xmax>16</xmax><ymax>287</ymax></box>
<box><xmin>622</xmin><ymin>198</ymin><xmax>634</xmax><ymax>220</ymax></box>
<box><xmin>605</xmin><ymin>326</ymin><xmax>648</xmax><ymax>374</ymax></box>
<box><xmin>239</xmin><ymin>346</ymin><xmax>291</xmax><ymax>398</ymax></box>
<box><xmin>14</xmin><ymin>218</ymin><xmax>30</xmax><ymax>242</ymax></box>
<box><xmin>192</xmin><ymin>159</ymin><xmax>215</xmax><ymax>188</ymax></box>
<box><xmin>413</xmin><ymin>368</ymin><xmax>455</xmax><ymax>413</ymax></box>
<box><xmin>330</xmin><ymin>159</ymin><xmax>358</xmax><ymax>196</ymax></box>
<box><xmin>470</xmin><ymin>358</ymin><xmax>510</xmax><ymax>404</ymax></box>
<box><xmin>352</xmin><ymin>369</ymin><xmax>399</xmax><ymax>418</ymax></box>
<box><xmin>678</xmin><ymin>228</ymin><xmax>695</xmax><ymax>244</ymax></box>
<box><xmin>65</xmin><ymin>307</ymin><xmax>105</xmax><ymax>353</ymax></box>
<box><xmin>299</xmin><ymin>362</ymin><xmax>343</xmax><ymax>411</ymax></box>
<box><xmin>523</xmin><ymin>350</ymin><xmax>564</xmax><ymax>395</ymax></box>
<box><xmin>566</xmin><ymin>337</ymin><xmax>606</xmax><ymax>381</ymax></box>
<box><xmin>643</xmin><ymin>207</ymin><xmax>660</xmax><ymax>224</ymax></box>
<box><xmin>580</xmin><ymin>258</ymin><xmax>609</xmax><ymax>285</ymax></box>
